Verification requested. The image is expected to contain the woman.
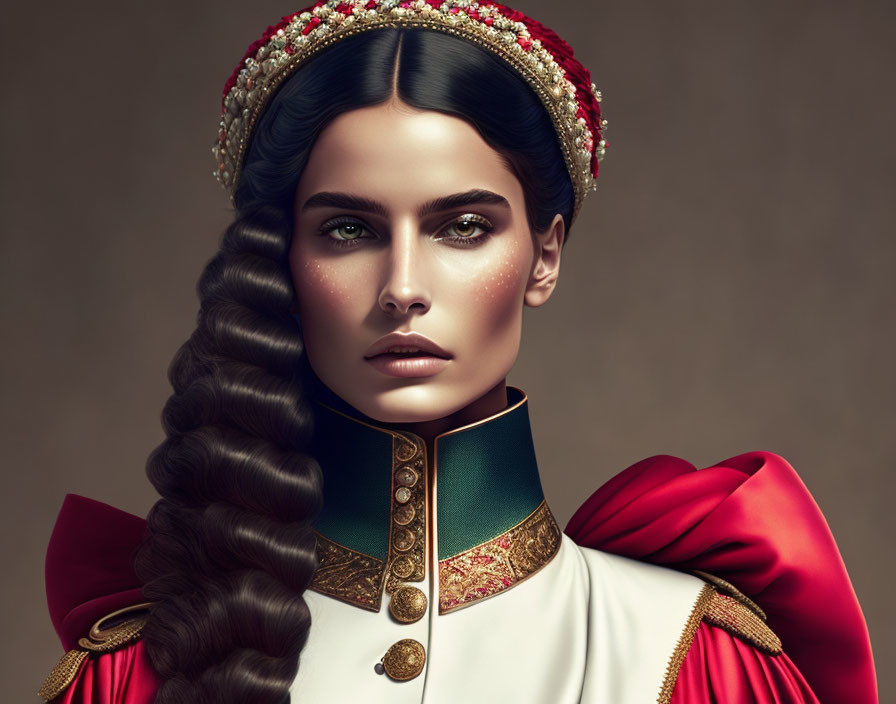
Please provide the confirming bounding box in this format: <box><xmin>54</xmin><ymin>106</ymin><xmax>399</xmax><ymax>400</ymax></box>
<box><xmin>40</xmin><ymin>1</ymin><xmax>877</xmax><ymax>703</ymax></box>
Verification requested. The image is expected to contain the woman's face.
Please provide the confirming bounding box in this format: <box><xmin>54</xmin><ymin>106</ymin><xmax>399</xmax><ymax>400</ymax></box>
<box><xmin>290</xmin><ymin>99</ymin><xmax>563</xmax><ymax>424</ymax></box>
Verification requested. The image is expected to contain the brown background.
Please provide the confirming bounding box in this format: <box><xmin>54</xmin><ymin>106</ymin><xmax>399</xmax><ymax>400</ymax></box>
<box><xmin>2</xmin><ymin>0</ymin><xmax>892</xmax><ymax>700</ymax></box>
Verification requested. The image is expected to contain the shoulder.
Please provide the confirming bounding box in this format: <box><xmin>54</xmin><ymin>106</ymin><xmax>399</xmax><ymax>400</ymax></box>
<box><xmin>571</xmin><ymin>543</ymin><xmax>783</xmax><ymax>659</ymax></box>
<box><xmin>573</xmin><ymin>540</ymin><xmax>706</xmax><ymax>602</ymax></box>
<box><xmin>564</xmin><ymin>449</ymin><xmax>877</xmax><ymax>703</ymax></box>
<box><xmin>41</xmin><ymin>495</ymin><xmax>156</xmax><ymax>702</ymax></box>
<box><xmin>566</xmin><ymin>541</ymin><xmax>794</xmax><ymax>701</ymax></box>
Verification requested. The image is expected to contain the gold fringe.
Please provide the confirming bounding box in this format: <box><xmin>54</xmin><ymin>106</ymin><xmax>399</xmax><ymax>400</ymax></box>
<box><xmin>657</xmin><ymin>583</ymin><xmax>715</xmax><ymax>704</ymax></box>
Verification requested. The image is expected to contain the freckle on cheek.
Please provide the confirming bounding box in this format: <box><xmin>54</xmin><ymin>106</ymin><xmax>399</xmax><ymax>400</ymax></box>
<box><xmin>298</xmin><ymin>261</ymin><xmax>346</xmax><ymax>303</ymax></box>
<box><xmin>470</xmin><ymin>259</ymin><xmax>526</xmax><ymax>305</ymax></box>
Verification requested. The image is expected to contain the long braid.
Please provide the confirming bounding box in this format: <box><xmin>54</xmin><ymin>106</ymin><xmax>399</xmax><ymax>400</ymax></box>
<box><xmin>134</xmin><ymin>205</ymin><xmax>322</xmax><ymax>704</ymax></box>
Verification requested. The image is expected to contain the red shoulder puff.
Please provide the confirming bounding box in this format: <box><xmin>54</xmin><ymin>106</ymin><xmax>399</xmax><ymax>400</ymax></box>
<box><xmin>46</xmin><ymin>495</ymin><xmax>148</xmax><ymax>651</ymax></box>
<box><xmin>41</xmin><ymin>495</ymin><xmax>159</xmax><ymax>703</ymax></box>
<box><xmin>565</xmin><ymin>450</ymin><xmax>878</xmax><ymax>703</ymax></box>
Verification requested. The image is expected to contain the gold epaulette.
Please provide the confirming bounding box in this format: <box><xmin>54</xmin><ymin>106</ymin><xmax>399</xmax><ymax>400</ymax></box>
<box><xmin>692</xmin><ymin>570</ymin><xmax>782</xmax><ymax>655</ymax></box>
<box><xmin>38</xmin><ymin>603</ymin><xmax>152</xmax><ymax>702</ymax></box>
<box><xmin>658</xmin><ymin>574</ymin><xmax>783</xmax><ymax>703</ymax></box>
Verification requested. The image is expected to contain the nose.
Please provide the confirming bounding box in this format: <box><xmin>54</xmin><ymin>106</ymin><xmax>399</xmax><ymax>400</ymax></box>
<box><xmin>377</xmin><ymin>222</ymin><xmax>431</xmax><ymax>317</ymax></box>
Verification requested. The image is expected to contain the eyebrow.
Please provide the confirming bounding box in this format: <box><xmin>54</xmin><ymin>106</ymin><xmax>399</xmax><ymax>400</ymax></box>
<box><xmin>300</xmin><ymin>188</ymin><xmax>511</xmax><ymax>218</ymax></box>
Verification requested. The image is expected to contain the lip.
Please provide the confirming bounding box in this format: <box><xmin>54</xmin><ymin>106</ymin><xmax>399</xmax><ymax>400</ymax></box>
<box><xmin>364</xmin><ymin>332</ymin><xmax>452</xmax><ymax>379</ymax></box>
<box><xmin>364</xmin><ymin>332</ymin><xmax>452</xmax><ymax>360</ymax></box>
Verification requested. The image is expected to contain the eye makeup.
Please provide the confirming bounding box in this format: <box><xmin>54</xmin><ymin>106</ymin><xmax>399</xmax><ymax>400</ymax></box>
<box><xmin>316</xmin><ymin>212</ymin><xmax>496</xmax><ymax>250</ymax></box>
<box><xmin>317</xmin><ymin>216</ymin><xmax>374</xmax><ymax>248</ymax></box>
<box><xmin>434</xmin><ymin>213</ymin><xmax>494</xmax><ymax>247</ymax></box>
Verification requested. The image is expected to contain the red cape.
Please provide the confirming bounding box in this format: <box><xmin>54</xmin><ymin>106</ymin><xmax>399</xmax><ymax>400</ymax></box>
<box><xmin>45</xmin><ymin>451</ymin><xmax>877</xmax><ymax>703</ymax></box>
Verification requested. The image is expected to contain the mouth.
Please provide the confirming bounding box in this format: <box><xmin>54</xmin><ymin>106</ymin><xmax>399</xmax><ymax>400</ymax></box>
<box><xmin>367</xmin><ymin>347</ymin><xmax>449</xmax><ymax>360</ymax></box>
<box><xmin>364</xmin><ymin>334</ymin><xmax>452</xmax><ymax>378</ymax></box>
<box><xmin>364</xmin><ymin>333</ymin><xmax>452</xmax><ymax>360</ymax></box>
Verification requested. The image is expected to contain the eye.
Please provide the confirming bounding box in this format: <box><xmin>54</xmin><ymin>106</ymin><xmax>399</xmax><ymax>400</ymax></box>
<box><xmin>319</xmin><ymin>218</ymin><xmax>373</xmax><ymax>247</ymax></box>
<box><xmin>436</xmin><ymin>214</ymin><xmax>493</xmax><ymax>246</ymax></box>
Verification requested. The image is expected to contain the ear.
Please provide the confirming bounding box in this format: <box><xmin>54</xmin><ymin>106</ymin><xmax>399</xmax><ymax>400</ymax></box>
<box><xmin>524</xmin><ymin>213</ymin><xmax>565</xmax><ymax>308</ymax></box>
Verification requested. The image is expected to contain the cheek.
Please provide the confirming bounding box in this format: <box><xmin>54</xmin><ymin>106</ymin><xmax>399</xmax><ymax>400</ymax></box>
<box><xmin>291</xmin><ymin>247</ymin><xmax>374</xmax><ymax>330</ymax></box>
<box><xmin>293</xmin><ymin>257</ymin><xmax>349</xmax><ymax>310</ymax></box>
<box><xmin>459</xmin><ymin>241</ymin><xmax>531</xmax><ymax>329</ymax></box>
<box><xmin>290</xmin><ymin>250</ymin><xmax>370</xmax><ymax>375</ymax></box>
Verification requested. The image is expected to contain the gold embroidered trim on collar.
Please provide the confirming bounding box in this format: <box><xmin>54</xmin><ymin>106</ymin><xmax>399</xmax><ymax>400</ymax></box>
<box><xmin>310</xmin><ymin>498</ymin><xmax>560</xmax><ymax>615</ymax></box>
<box><xmin>438</xmin><ymin>500</ymin><xmax>561</xmax><ymax>614</ymax></box>
<box><xmin>310</xmin><ymin>532</ymin><xmax>387</xmax><ymax>611</ymax></box>
<box><xmin>310</xmin><ymin>432</ymin><xmax>428</xmax><ymax>609</ymax></box>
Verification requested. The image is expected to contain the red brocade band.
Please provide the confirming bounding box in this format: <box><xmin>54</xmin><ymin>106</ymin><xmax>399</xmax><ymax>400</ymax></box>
<box><xmin>565</xmin><ymin>450</ymin><xmax>879</xmax><ymax>704</ymax></box>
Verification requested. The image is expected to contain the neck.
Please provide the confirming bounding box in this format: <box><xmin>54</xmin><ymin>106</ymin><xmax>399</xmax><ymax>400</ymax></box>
<box><xmin>380</xmin><ymin>380</ymin><xmax>509</xmax><ymax>460</ymax></box>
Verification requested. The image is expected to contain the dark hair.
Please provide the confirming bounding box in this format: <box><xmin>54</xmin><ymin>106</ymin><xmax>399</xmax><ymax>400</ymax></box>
<box><xmin>135</xmin><ymin>27</ymin><xmax>574</xmax><ymax>704</ymax></box>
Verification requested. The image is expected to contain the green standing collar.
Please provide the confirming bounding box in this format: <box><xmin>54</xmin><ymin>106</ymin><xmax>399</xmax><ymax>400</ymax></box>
<box><xmin>312</xmin><ymin>387</ymin><xmax>546</xmax><ymax>561</ymax></box>
<box><xmin>308</xmin><ymin>387</ymin><xmax>562</xmax><ymax>614</ymax></box>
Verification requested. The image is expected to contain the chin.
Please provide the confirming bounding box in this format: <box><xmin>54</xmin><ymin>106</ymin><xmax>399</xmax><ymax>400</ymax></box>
<box><xmin>350</xmin><ymin>383</ymin><xmax>474</xmax><ymax>424</ymax></box>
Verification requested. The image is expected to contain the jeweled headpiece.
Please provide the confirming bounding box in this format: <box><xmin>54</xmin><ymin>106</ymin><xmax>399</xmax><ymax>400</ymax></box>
<box><xmin>213</xmin><ymin>0</ymin><xmax>608</xmax><ymax>219</ymax></box>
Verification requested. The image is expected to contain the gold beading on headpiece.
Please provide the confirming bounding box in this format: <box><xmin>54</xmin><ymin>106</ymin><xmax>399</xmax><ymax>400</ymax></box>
<box><xmin>213</xmin><ymin>0</ymin><xmax>608</xmax><ymax>219</ymax></box>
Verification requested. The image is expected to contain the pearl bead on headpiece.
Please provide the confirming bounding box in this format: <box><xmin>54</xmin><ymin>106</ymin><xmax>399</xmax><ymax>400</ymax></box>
<box><xmin>212</xmin><ymin>0</ymin><xmax>608</xmax><ymax>220</ymax></box>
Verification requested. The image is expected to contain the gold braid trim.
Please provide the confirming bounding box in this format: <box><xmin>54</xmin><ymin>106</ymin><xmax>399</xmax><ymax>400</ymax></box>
<box><xmin>703</xmin><ymin>591</ymin><xmax>782</xmax><ymax>655</ymax></box>
<box><xmin>309</xmin><ymin>531</ymin><xmax>387</xmax><ymax>610</ymax></box>
<box><xmin>692</xmin><ymin>570</ymin><xmax>781</xmax><ymax>653</ymax></box>
<box><xmin>38</xmin><ymin>603</ymin><xmax>152</xmax><ymax>701</ymax></box>
<box><xmin>692</xmin><ymin>569</ymin><xmax>768</xmax><ymax>621</ymax></box>
<box><xmin>657</xmin><ymin>583</ymin><xmax>715</xmax><ymax>704</ymax></box>
<box><xmin>438</xmin><ymin>500</ymin><xmax>562</xmax><ymax>614</ymax></box>
<box><xmin>37</xmin><ymin>649</ymin><xmax>89</xmax><ymax>702</ymax></box>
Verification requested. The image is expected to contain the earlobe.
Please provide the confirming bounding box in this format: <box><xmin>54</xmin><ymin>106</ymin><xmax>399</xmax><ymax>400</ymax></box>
<box><xmin>524</xmin><ymin>214</ymin><xmax>565</xmax><ymax>308</ymax></box>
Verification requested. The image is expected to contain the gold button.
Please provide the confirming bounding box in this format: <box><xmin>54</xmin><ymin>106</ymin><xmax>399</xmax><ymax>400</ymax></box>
<box><xmin>389</xmin><ymin>585</ymin><xmax>428</xmax><ymax>623</ymax></box>
<box><xmin>395</xmin><ymin>466</ymin><xmax>418</xmax><ymax>487</ymax></box>
<box><xmin>392</xmin><ymin>527</ymin><xmax>415</xmax><ymax>552</ymax></box>
<box><xmin>382</xmin><ymin>639</ymin><xmax>426</xmax><ymax>680</ymax></box>
<box><xmin>391</xmin><ymin>555</ymin><xmax>415</xmax><ymax>579</ymax></box>
<box><xmin>393</xmin><ymin>504</ymin><xmax>415</xmax><ymax>525</ymax></box>
<box><xmin>395</xmin><ymin>442</ymin><xmax>417</xmax><ymax>462</ymax></box>
<box><xmin>395</xmin><ymin>486</ymin><xmax>412</xmax><ymax>504</ymax></box>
